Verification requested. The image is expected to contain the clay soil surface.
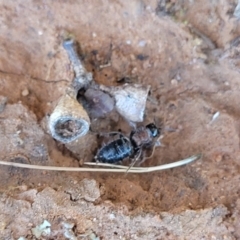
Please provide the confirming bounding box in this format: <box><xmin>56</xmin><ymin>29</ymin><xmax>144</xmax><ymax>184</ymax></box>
<box><xmin>1</xmin><ymin>0</ymin><xmax>240</xmax><ymax>239</ymax></box>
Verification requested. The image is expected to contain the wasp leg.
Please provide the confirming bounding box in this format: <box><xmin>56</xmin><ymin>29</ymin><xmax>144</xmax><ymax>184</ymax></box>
<box><xmin>125</xmin><ymin>149</ymin><xmax>142</xmax><ymax>175</ymax></box>
<box><xmin>154</xmin><ymin>138</ymin><xmax>165</xmax><ymax>147</ymax></box>
<box><xmin>137</xmin><ymin>136</ymin><xmax>163</xmax><ymax>166</ymax></box>
<box><xmin>144</xmin><ymin>138</ymin><xmax>159</xmax><ymax>159</ymax></box>
<box><xmin>156</xmin><ymin>134</ymin><xmax>165</xmax><ymax>147</ymax></box>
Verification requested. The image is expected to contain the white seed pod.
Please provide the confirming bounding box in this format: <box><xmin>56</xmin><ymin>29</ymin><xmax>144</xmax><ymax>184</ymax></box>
<box><xmin>49</xmin><ymin>88</ymin><xmax>90</xmax><ymax>143</ymax></box>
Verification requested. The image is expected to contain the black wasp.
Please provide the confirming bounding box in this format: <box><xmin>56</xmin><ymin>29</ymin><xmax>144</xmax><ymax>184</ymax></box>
<box><xmin>94</xmin><ymin>123</ymin><xmax>160</xmax><ymax>165</ymax></box>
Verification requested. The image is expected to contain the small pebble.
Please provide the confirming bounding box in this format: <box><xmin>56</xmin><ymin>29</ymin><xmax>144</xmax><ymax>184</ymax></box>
<box><xmin>131</xmin><ymin>67</ymin><xmax>137</xmax><ymax>74</ymax></box>
<box><xmin>89</xmin><ymin>233</ymin><xmax>100</xmax><ymax>240</ymax></box>
<box><xmin>136</xmin><ymin>54</ymin><xmax>148</xmax><ymax>61</ymax></box>
<box><xmin>146</xmin><ymin>5</ymin><xmax>151</xmax><ymax>11</ymax></box>
<box><xmin>130</xmin><ymin>54</ymin><xmax>135</xmax><ymax>61</ymax></box>
<box><xmin>213</xmin><ymin>153</ymin><xmax>222</xmax><ymax>162</ymax></box>
<box><xmin>0</xmin><ymin>96</ymin><xmax>7</xmax><ymax>113</ymax></box>
<box><xmin>109</xmin><ymin>213</ymin><xmax>115</xmax><ymax>220</ymax></box>
<box><xmin>138</xmin><ymin>40</ymin><xmax>146</xmax><ymax>47</ymax></box>
<box><xmin>62</xmin><ymin>221</ymin><xmax>75</xmax><ymax>229</ymax></box>
<box><xmin>176</xmin><ymin>73</ymin><xmax>181</xmax><ymax>81</ymax></box>
<box><xmin>22</xmin><ymin>89</ymin><xmax>29</xmax><ymax>96</ymax></box>
<box><xmin>143</xmin><ymin>60</ymin><xmax>150</xmax><ymax>69</ymax></box>
<box><xmin>171</xmin><ymin>79</ymin><xmax>178</xmax><ymax>86</ymax></box>
<box><xmin>210</xmin><ymin>235</ymin><xmax>217</xmax><ymax>240</ymax></box>
<box><xmin>19</xmin><ymin>185</ymin><xmax>28</xmax><ymax>191</ymax></box>
<box><xmin>227</xmin><ymin>225</ymin><xmax>235</xmax><ymax>232</ymax></box>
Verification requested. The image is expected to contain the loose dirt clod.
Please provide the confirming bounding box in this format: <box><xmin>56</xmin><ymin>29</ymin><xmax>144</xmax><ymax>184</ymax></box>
<box><xmin>65</xmin><ymin>178</ymin><xmax>100</xmax><ymax>202</ymax></box>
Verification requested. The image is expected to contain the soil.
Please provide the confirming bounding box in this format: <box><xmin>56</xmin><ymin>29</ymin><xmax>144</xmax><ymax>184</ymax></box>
<box><xmin>1</xmin><ymin>0</ymin><xmax>240</xmax><ymax>239</ymax></box>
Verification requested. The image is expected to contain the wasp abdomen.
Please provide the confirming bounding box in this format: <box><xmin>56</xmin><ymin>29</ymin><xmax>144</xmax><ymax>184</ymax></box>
<box><xmin>96</xmin><ymin>137</ymin><xmax>133</xmax><ymax>163</ymax></box>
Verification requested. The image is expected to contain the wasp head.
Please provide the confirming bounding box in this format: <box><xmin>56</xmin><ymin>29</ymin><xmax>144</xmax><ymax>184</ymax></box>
<box><xmin>146</xmin><ymin>123</ymin><xmax>160</xmax><ymax>138</ymax></box>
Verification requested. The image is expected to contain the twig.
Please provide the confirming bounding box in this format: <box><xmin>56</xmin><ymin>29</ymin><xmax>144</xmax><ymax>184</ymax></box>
<box><xmin>63</xmin><ymin>39</ymin><xmax>86</xmax><ymax>79</ymax></box>
<box><xmin>0</xmin><ymin>154</ymin><xmax>201</xmax><ymax>173</ymax></box>
<box><xmin>63</xmin><ymin>38</ymin><xmax>92</xmax><ymax>90</ymax></box>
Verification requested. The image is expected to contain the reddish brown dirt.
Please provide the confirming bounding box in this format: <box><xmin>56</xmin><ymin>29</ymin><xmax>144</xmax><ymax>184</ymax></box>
<box><xmin>1</xmin><ymin>0</ymin><xmax>240</xmax><ymax>239</ymax></box>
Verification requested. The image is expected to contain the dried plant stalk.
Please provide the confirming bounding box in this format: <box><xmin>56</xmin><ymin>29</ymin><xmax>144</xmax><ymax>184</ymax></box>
<box><xmin>0</xmin><ymin>154</ymin><xmax>201</xmax><ymax>173</ymax></box>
